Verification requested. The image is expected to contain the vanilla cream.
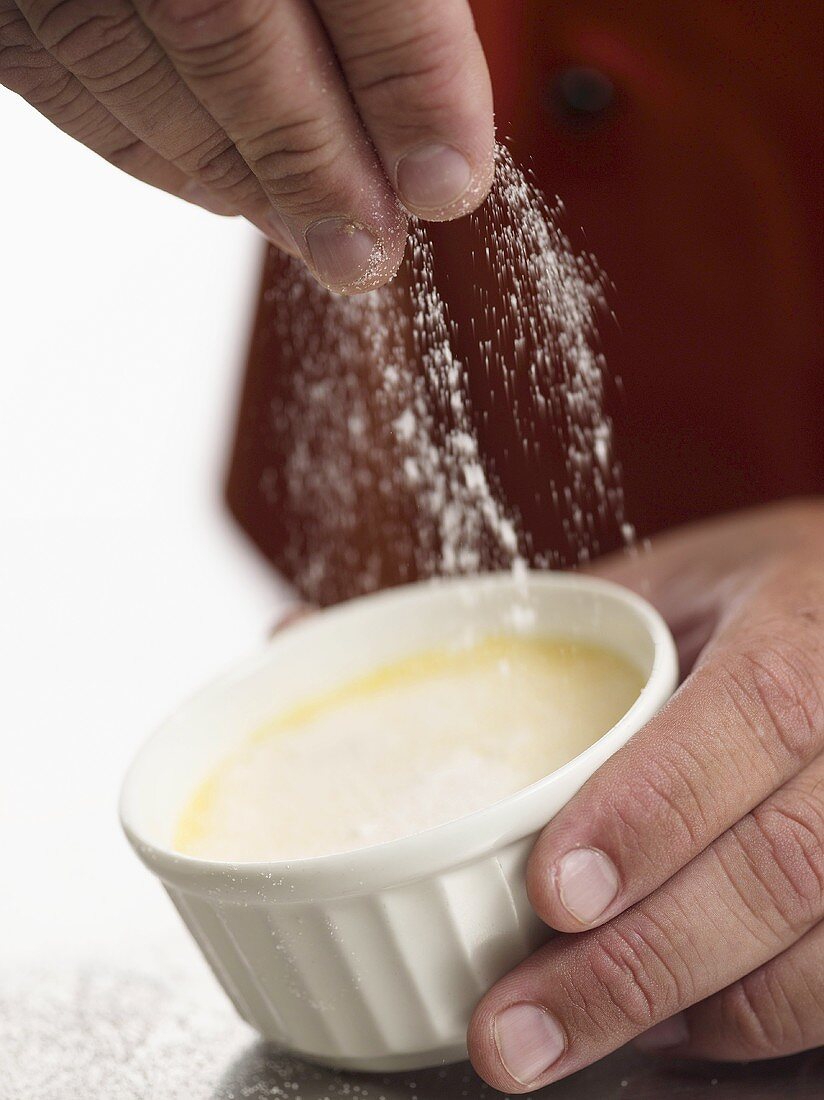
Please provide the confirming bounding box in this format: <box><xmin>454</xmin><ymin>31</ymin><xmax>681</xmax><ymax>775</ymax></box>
<box><xmin>175</xmin><ymin>635</ymin><xmax>642</xmax><ymax>861</ymax></box>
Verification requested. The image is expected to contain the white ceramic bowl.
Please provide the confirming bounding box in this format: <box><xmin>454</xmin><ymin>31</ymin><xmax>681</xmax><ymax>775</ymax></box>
<box><xmin>120</xmin><ymin>571</ymin><xmax>677</xmax><ymax>1072</ymax></box>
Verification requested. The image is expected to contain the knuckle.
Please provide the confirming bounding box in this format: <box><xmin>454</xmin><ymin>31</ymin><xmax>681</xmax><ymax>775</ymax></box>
<box><xmin>0</xmin><ymin>12</ymin><xmax>59</xmax><ymax>100</ymax></box>
<box><xmin>31</xmin><ymin>4</ymin><xmax>173</xmax><ymax>110</ymax></box>
<box><xmin>245</xmin><ymin>120</ymin><xmax>342</xmax><ymax>217</ymax></box>
<box><xmin>32</xmin><ymin>4</ymin><xmax>140</xmax><ymax>72</ymax></box>
<box><xmin>585</xmin><ymin>918</ymin><xmax>689</xmax><ymax>1031</ymax></box>
<box><xmin>747</xmin><ymin>794</ymin><xmax>824</xmax><ymax>927</ymax></box>
<box><xmin>554</xmin><ymin>974</ymin><xmax>610</xmax><ymax>1035</ymax></box>
<box><xmin>0</xmin><ymin>26</ymin><xmax>112</xmax><ymax>142</ymax></box>
<box><xmin>721</xmin><ymin>642</ymin><xmax>824</xmax><ymax>768</ymax></box>
<box><xmin>143</xmin><ymin>0</ymin><xmax>270</xmax><ymax>68</ymax></box>
<box><xmin>65</xmin><ymin>104</ymin><xmax>123</xmax><ymax>153</ymax></box>
<box><xmin>611</xmin><ymin>745</ymin><xmax>711</xmax><ymax>866</ymax></box>
<box><xmin>0</xmin><ymin>42</ymin><xmax>63</xmax><ymax>104</ymax></box>
<box><xmin>183</xmin><ymin>137</ymin><xmax>250</xmax><ymax>194</ymax></box>
<box><xmin>344</xmin><ymin>21</ymin><xmax>472</xmax><ymax>121</ymax></box>
<box><xmin>720</xmin><ymin>971</ymin><xmax>803</xmax><ymax>1058</ymax></box>
<box><xmin>0</xmin><ymin>13</ymin><xmax>141</xmax><ymax>155</ymax></box>
<box><xmin>95</xmin><ymin>56</ymin><xmax>173</xmax><ymax>111</ymax></box>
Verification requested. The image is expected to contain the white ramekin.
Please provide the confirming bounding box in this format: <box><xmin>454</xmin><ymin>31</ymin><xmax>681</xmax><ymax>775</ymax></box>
<box><xmin>120</xmin><ymin>571</ymin><xmax>677</xmax><ymax>1072</ymax></box>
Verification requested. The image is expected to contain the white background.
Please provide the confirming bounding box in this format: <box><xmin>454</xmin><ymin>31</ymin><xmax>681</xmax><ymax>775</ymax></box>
<box><xmin>0</xmin><ymin>87</ymin><xmax>290</xmax><ymax>962</ymax></box>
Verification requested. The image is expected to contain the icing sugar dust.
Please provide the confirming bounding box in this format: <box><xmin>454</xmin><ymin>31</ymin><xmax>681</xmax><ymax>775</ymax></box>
<box><xmin>264</xmin><ymin>143</ymin><xmax>633</xmax><ymax>601</ymax></box>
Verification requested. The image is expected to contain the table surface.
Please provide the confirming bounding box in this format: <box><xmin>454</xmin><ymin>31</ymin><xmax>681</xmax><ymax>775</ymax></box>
<box><xmin>4</xmin><ymin>957</ymin><xmax>822</xmax><ymax>1099</ymax></box>
<box><xmin>1</xmin><ymin>87</ymin><xmax>821</xmax><ymax>1100</ymax></box>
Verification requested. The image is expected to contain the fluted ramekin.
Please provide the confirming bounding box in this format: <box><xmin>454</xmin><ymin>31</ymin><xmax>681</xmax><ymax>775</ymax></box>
<box><xmin>120</xmin><ymin>571</ymin><xmax>677</xmax><ymax>1072</ymax></box>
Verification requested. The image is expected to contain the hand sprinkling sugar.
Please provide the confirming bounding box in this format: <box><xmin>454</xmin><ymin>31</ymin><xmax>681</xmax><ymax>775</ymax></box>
<box><xmin>266</xmin><ymin>144</ymin><xmax>634</xmax><ymax>599</ymax></box>
<box><xmin>1</xmin><ymin>0</ymin><xmax>495</xmax><ymax>293</ymax></box>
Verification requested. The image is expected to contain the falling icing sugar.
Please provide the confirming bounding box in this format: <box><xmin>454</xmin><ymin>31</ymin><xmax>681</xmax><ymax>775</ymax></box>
<box><xmin>262</xmin><ymin>143</ymin><xmax>633</xmax><ymax>603</ymax></box>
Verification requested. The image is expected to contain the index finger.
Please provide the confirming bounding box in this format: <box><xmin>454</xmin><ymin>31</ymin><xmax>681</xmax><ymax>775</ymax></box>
<box><xmin>526</xmin><ymin>558</ymin><xmax>824</xmax><ymax>933</ymax></box>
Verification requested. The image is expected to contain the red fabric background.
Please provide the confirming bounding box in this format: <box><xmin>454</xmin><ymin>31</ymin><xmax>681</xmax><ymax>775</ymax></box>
<box><xmin>227</xmin><ymin>1</ymin><xmax>822</xmax><ymax>603</ymax></box>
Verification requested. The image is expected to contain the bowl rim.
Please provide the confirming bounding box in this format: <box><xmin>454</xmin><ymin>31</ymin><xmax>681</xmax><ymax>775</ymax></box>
<box><xmin>119</xmin><ymin>571</ymin><xmax>678</xmax><ymax>901</ymax></box>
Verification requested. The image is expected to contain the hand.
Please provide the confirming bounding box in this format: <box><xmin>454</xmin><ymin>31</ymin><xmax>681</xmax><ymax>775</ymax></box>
<box><xmin>469</xmin><ymin>498</ymin><xmax>824</xmax><ymax>1091</ymax></box>
<box><xmin>1</xmin><ymin>0</ymin><xmax>494</xmax><ymax>292</ymax></box>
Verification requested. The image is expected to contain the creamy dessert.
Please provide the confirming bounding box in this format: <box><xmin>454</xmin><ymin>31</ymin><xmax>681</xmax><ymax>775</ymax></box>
<box><xmin>175</xmin><ymin>634</ymin><xmax>643</xmax><ymax>861</ymax></box>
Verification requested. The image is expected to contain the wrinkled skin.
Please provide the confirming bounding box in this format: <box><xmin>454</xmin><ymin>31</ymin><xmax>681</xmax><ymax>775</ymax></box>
<box><xmin>0</xmin><ymin>0</ymin><xmax>494</xmax><ymax>291</ymax></box>
<box><xmin>469</xmin><ymin>499</ymin><xmax>824</xmax><ymax>1091</ymax></box>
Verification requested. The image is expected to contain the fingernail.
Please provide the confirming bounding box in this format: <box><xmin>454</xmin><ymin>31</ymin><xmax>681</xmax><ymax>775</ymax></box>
<box><xmin>179</xmin><ymin>181</ymin><xmax>235</xmax><ymax>216</ymax></box>
<box><xmin>556</xmin><ymin>847</ymin><xmax>619</xmax><ymax>924</ymax></box>
<box><xmin>305</xmin><ymin>218</ymin><xmax>377</xmax><ymax>288</ymax></box>
<box><xmin>396</xmin><ymin>143</ymin><xmax>472</xmax><ymax>211</ymax></box>
<box><xmin>494</xmin><ymin>1002</ymin><xmax>565</xmax><ymax>1086</ymax></box>
<box><xmin>634</xmin><ymin>1012</ymin><xmax>689</xmax><ymax>1052</ymax></box>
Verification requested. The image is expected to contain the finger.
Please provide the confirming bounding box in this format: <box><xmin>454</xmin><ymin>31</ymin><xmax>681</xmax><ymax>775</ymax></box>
<box><xmin>635</xmin><ymin>920</ymin><xmax>824</xmax><ymax>1061</ymax></box>
<box><xmin>314</xmin><ymin>0</ymin><xmax>494</xmax><ymax>219</ymax></box>
<box><xmin>468</xmin><ymin>755</ymin><xmax>824</xmax><ymax>1092</ymax></box>
<box><xmin>17</xmin><ymin>0</ymin><xmax>297</xmax><ymax>251</ymax></box>
<box><xmin>0</xmin><ymin>2</ymin><xmax>203</xmax><ymax>203</ymax></box>
<box><xmin>138</xmin><ymin>0</ymin><xmax>407</xmax><ymax>292</ymax></box>
<box><xmin>525</xmin><ymin>558</ymin><xmax>824</xmax><ymax>935</ymax></box>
